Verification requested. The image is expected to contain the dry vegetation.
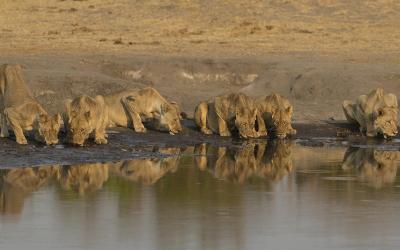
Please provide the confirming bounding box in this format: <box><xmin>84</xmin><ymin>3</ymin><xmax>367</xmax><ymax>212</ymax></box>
<box><xmin>2</xmin><ymin>0</ymin><xmax>400</xmax><ymax>56</ymax></box>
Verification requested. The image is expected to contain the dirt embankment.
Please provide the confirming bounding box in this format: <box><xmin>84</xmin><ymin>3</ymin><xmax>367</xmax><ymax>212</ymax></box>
<box><xmin>0</xmin><ymin>0</ymin><xmax>400</xmax><ymax>122</ymax></box>
<box><xmin>1</xmin><ymin>53</ymin><xmax>399</xmax><ymax>123</ymax></box>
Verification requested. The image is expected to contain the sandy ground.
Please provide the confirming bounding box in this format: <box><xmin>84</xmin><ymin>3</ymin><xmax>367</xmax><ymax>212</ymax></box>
<box><xmin>1</xmin><ymin>0</ymin><xmax>400</xmax><ymax>122</ymax></box>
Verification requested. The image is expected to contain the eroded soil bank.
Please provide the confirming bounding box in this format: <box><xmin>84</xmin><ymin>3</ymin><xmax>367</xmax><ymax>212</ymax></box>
<box><xmin>1</xmin><ymin>53</ymin><xmax>400</xmax><ymax>123</ymax></box>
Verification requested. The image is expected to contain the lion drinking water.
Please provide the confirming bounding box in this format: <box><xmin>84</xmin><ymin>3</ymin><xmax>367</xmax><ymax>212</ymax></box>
<box><xmin>0</xmin><ymin>64</ymin><xmax>62</xmax><ymax>145</ymax></box>
<box><xmin>343</xmin><ymin>88</ymin><xmax>398</xmax><ymax>138</ymax></box>
<box><xmin>194</xmin><ymin>93</ymin><xmax>266</xmax><ymax>138</ymax></box>
<box><xmin>104</xmin><ymin>87</ymin><xmax>182</xmax><ymax>134</ymax></box>
<box><xmin>256</xmin><ymin>93</ymin><xmax>296</xmax><ymax>139</ymax></box>
<box><xmin>64</xmin><ymin>87</ymin><xmax>182</xmax><ymax>145</ymax></box>
<box><xmin>63</xmin><ymin>95</ymin><xmax>109</xmax><ymax>146</ymax></box>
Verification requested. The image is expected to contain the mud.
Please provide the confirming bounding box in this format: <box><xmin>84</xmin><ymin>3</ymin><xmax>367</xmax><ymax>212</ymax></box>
<box><xmin>0</xmin><ymin>119</ymin><xmax>398</xmax><ymax>169</ymax></box>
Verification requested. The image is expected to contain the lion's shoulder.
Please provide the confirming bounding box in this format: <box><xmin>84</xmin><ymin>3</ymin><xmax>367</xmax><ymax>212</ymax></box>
<box><xmin>0</xmin><ymin>64</ymin><xmax>36</xmax><ymax>106</ymax></box>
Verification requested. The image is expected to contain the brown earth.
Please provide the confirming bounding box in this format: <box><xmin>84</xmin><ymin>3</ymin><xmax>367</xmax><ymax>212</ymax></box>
<box><xmin>1</xmin><ymin>0</ymin><xmax>400</xmax><ymax>123</ymax></box>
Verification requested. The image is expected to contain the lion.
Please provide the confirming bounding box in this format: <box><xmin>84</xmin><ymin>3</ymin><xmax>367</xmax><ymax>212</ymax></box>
<box><xmin>104</xmin><ymin>88</ymin><xmax>182</xmax><ymax>134</ymax></box>
<box><xmin>109</xmin><ymin>148</ymin><xmax>181</xmax><ymax>185</ymax></box>
<box><xmin>0</xmin><ymin>64</ymin><xmax>62</xmax><ymax>144</ymax></box>
<box><xmin>342</xmin><ymin>147</ymin><xmax>398</xmax><ymax>188</ymax></box>
<box><xmin>194</xmin><ymin>140</ymin><xmax>293</xmax><ymax>183</ymax></box>
<box><xmin>64</xmin><ymin>95</ymin><xmax>109</xmax><ymax>146</ymax></box>
<box><xmin>194</xmin><ymin>93</ymin><xmax>267</xmax><ymax>138</ymax></box>
<box><xmin>57</xmin><ymin>163</ymin><xmax>109</xmax><ymax>195</ymax></box>
<box><xmin>343</xmin><ymin>88</ymin><xmax>398</xmax><ymax>138</ymax></box>
<box><xmin>170</xmin><ymin>101</ymin><xmax>185</xmax><ymax>120</ymax></box>
<box><xmin>253</xmin><ymin>140</ymin><xmax>293</xmax><ymax>181</ymax></box>
<box><xmin>256</xmin><ymin>93</ymin><xmax>296</xmax><ymax>139</ymax></box>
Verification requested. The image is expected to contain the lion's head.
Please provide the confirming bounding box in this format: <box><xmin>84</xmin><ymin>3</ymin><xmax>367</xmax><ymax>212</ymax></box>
<box><xmin>153</xmin><ymin>105</ymin><xmax>182</xmax><ymax>135</ymax></box>
<box><xmin>58</xmin><ymin>163</ymin><xmax>109</xmax><ymax>195</ymax></box>
<box><xmin>33</xmin><ymin>114</ymin><xmax>62</xmax><ymax>145</ymax></box>
<box><xmin>116</xmin><ymin>159</ymin><xmax>165</xmax><ymax>185</ymax></box>
<box><xmin>64</xmin><ymin>97</ymin><xmax>97</xmax><ymax>146</ymax></box>
<box><xmin>234</xmin><ymin>106</ymin><xmax>259</xmax><ymax>139</ymax></box>
<box><xmin>270</xmin><ymin>106</ymin><xmax>293</xmax><ymax>139</ymax></box>
<box><xmin>372</xmin><ymin>107</ymin><xmax>398</xmax><ymax>138</ymax></box>
<box><xmin>65</xmin><ymin>110</ymin><xmax>94</xmax><ymax>146</ymax></box>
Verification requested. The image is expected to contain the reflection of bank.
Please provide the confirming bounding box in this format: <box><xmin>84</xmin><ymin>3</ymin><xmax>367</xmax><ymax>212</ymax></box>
<box><xmin>194</xmin><ymin>140</ymin><xmax>293</xmax><ymax>183</ymax></box>
<box><xmin>342</xmin><ymin>147</ymin><xmax>399</xmax><ymax>188</ymax></box>
<box><xmin>0</xmin><ymin>166</ymin><xmax>58</xmax><ymax>215</ymax></box>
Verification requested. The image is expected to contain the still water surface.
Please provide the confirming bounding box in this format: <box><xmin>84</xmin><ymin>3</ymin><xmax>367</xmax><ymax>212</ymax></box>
<box><xmin>1</xmin><ymin>141</ymin><xmax>400</xmax><ymax>250</ymax></box>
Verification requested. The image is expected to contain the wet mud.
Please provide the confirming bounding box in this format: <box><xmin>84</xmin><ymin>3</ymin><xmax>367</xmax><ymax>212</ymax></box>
<box><xmin>0</xmin><ymin>119</ymin><xmax>399</xmax><ymax>168</ymax></box>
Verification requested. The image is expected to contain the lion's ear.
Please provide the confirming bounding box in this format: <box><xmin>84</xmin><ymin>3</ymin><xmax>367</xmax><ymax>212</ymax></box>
<box><xmin>372</xmin><ymin>108</ymin><xmax>384</xmax><ymax>120</ymax></box>
<box><xmin>377</xmin><ymin>108</ymin><xmax>384</xmax><ymax>116</ymax></box>
<box><xmin>161</xmin><ymin>105</ymin><xmax>172</xmax><ymax>113</ymax></box>
<box><xmin>85</xmin><ymin>111</ymin><xmax>92</xmax><ymax>120</ymax></box>
<box><xmin>54</xmin><ymin>114</ymin><xmax>62</xmax><ymax>125</ymax></box>
<box><xmin>286</xmin><ymin>106</ymin><xmax>293</xmax><ymax>114</ymax></box>
<box><xmin>39</xmin><ymin>114</ymin><xmax>48</xmax><ymax>124</ymax></box>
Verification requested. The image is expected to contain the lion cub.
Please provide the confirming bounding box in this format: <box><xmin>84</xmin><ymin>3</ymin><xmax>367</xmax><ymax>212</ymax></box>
<box><xmin>256</xmin><ymin>93</ymin><xmax>296</xmax><ymax>139</ymax></box>
<box><xmin>64</xmin><ymin>95</ymin><xmax>109</xmax><ymax>146</ymax></box>
<box><xmin>194</xmin><ymin>93</ymin><xmax>267</xmax><ymax>138</ymax></box>
<box><xmin>0</xmin><ymin>64</ymin><xmax>62</xmax><ymax>144</ymax></box>
<box><xmin>343</xmin><ymin>88</ymin><xmax>398</xmax><ymax>138</ymax></box>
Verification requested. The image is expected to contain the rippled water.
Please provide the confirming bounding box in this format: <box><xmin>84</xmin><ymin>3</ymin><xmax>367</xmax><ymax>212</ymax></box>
<box><xmin>1</xmin><ymin>141</ymin><xmax>400</xmax><ymax>250</ymax></box>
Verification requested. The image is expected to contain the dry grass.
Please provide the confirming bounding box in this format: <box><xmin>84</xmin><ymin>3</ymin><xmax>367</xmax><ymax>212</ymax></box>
<box><xmin>1</xmin><ymin>0</ymin><xmax>400</xmax><ymax>56</ymax></box>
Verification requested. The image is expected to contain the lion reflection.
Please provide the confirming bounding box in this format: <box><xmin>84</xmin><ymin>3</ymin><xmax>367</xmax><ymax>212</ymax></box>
<box><xmin>342</xmin><ymin>148</ymin><xmax>399</xmax><ymax>188</ymax></box>
<box><xmin>57</xmin><ymin>163</ymin><xmax>109</xmax><ymax>195</ymax></box>
<box><xmin>109</xmin><ymin>148</ymin><xmax>181</xmax><ymax>185</ymax></box>
<box><xmin>194</xmin><ymin>140</ymin><xmax>293</xmax><ymax>183</ymax></box>
<box><xmin>0</xmin><ymin>166</ymin><xmax>58</xmax><ymax>215</ymax></box>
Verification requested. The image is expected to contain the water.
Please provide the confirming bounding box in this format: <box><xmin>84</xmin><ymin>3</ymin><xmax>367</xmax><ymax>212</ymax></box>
<box><xmin>1</xmin><ymin>141</ymin><xmax>400</xmax><ymax>250</ymax></box>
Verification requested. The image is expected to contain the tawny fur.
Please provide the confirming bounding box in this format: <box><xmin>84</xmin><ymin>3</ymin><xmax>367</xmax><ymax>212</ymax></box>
<box><xmin>104</xmin><ymin>87</ymin><xmax>182</xmax><ymax>134</ymax></box>
<box><xmin>342</xmin><ymin>148</ymin><xmax>398</xmax><ymax>188</ymax></box>
<box><xmin>343</xmin><ymin>88</ymin><xmax>398</xmax><ymax>137</ymax></box>
<box><xmin>0</xmin><ymin>64</ymin><xmax>61</xmax><ymax>144</ymax></box>
<box><xmin>57</xmin><ymin>163</ymin><xmax>109</xmax><ymax>195</ymax></box>
<box><xmin>108</xmin><ymin>148</ymin><xmax>181</xmax><ymax>185</ymax></box>
<box><xmin>256</xmin><ymin>93</ymin><xmax>296</xmax><ymax>139</ymax></box>
<box><xmin>64</xmin><ymin>95</ymin><xmax>109</xmax><ymax>146</ymax></box>
<box><xmin>194</xmin><ymin>93</ymin><xmax>266</xmax><ymax>138</ymax></box>
<box><xmin>194</xmin><ymin>140</ymin><xmax>293</xmax><ymax>183</ymax></box>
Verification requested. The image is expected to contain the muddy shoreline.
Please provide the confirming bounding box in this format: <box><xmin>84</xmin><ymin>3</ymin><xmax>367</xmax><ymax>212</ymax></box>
<box><xmin>0</xmin><ymin>120</ymin><xmax>398</xmax><ymax>169</ymax></box>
